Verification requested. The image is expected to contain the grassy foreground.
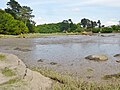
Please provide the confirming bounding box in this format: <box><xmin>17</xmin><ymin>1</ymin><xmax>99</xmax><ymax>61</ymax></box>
<box><xmin>32</xmin><ymin>67</ymin><xmax>120</xmax><ymax>90</ymax></box>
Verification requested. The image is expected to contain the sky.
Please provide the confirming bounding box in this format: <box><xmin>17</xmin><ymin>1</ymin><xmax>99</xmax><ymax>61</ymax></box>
<box><xmin>0</xmin><ymin>0</ymin><xmax>120</xmax><ymax>26</ymax></box>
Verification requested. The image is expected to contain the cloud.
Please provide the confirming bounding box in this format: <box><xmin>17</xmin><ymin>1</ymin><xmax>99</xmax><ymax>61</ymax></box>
<box><xmin>63</xmin><ymin>0</ymin><xmax>120</xmax><ymax>7</ymax></box>
<box><xmin>104</xmin><ymin>21</ymin><xmax>118</xmax><ymax>26</ymax></box>
<box><xmin>71</xmin><ymin>7</ymin><xmax>81</xmax><ymax>12</ymax></box>
<box><xmin>33</xmin><ymin>17</ymin><xmax>45</xmax><ymax>25</ymax></box>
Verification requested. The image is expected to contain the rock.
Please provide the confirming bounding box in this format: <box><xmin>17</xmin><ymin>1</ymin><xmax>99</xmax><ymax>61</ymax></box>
<box><xmin>103</xmin><ymin>73</ymin><xmax>120</xmax><ymax>80</ymax></box>
<box><xmin>101</xmin><ymin>35</ymin><xmax>115</xmax><ymax>37</ymax></box>
<box><xmin>50</xmin><ymin>62</ymin><xmax>57</xmax><ymax>65</ymax></box>
<box><xmin>0</xmin><ymin>52</ymin><xmax>52</xmax><ymax>90</ymax></box>
<box><xmin>116</xmin><ymin>60</ymin><xmax>120</xmax><ymax>63</ymax></box>
<box><xmin>14</xmin><ymin>47</ymin><xmax>31</xmax><ymax>52</ymax></box>
<box><xmin>114</xmin><ymin>54</ymin><xmax>120</xmax><ymax>57</ymax></box>
<box><xmin>37</xmin><ymin>59</ymin><xmax>44</xmax><ymax>62</ymax></box>
<box><xmin>85</xmin><ymin>54</ymin><xmax>108</xmax><ymax>61</ymax></box>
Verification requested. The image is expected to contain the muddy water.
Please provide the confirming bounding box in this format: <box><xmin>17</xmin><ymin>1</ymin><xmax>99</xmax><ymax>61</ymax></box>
<box><xmin>0</xmin><ymin>34</ymin><xmax>120</xmax><ymax>82</ymax></box>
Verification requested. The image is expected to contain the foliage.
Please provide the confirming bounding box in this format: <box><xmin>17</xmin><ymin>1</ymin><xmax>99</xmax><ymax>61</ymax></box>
<box><xmin>5</xmin><ymin>0</ymin><xmax>35</xmax><ymax>33</ymax></box>
<box><xmin>81</xmin><ymin>18</ymin><xmax>97</xmax><ymax>28</ymax></box>
<box><xmin>73</xmin><ymin>23</ymin><xmax>83</xmax><ymax>32</ymax></box>
<box><xmin>60</xmin><ymin>20</ymin><xmax>70</xmax><ymax>32</ymax></box>
<box><xmin>36</xmin><ymin>19</ymin><xmax>79</xmax><ymax>33</ymax></box>
<box><xmin>97</xmin><ymin>20</ymin><xmax>101</xmax><ymax>28</ymax></box>
<box><xmin>1</xmin><ymin>0</ymin><xmax>120</xmax><ymax>34</ymax></box>
<box><xmin>92</xmin><ymin>28</ymin><xmax>100</xmax><ymax>33</ymax></box>
<box><xmin>36</xmin><ymin>23</ymin><xmax>61</xmax><ymax>33</ymax></box>
<box><xmin>101</xmin><ymin>27</ymin><xmax>113</xmax><ymax>33</ymax></box>
<box><xmin>5</xmin><ymin>0</ymin><xmax>21</xmax><ymax>19</ymax></box>
<box><xmin>60</xmin><ymin>19</ymin><xmax>78</xmax><ymax>32</ymax></box>
<box><xmin>111</xmin><ymin>25</ymin><xmax>120</xmax><ymax>32</ymax></box>
<box><xmin>0</xmin><ymin>9</ymin><xmax>29</xmax><ymax>35</ymax></box>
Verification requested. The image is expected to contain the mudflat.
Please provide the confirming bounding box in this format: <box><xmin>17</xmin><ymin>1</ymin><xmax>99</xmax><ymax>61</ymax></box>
<box><xmin>0</xmin><ymin>34</ymin><xmax>120</xmax><ymax>83</ymax></box>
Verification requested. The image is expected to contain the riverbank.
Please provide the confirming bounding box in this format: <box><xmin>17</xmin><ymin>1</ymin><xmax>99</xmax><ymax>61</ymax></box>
<box><xmin>0</xmin><ymin>53</ymin><xmax>119</xmax><ymax>90</ymax></box>
<box><xmin>32</xmin><ymin>67</ymin><xmax>120</xmax><ymax>90</ymax></box>
<box><xmin>0</xmin><ymin>52</ymin><xmax>52</xmax><ymax>90</ymax></box>
<box><xmin>0</xmin><ymin>33</ymin><xmax>81</xmax><ymax>38</ymax></box>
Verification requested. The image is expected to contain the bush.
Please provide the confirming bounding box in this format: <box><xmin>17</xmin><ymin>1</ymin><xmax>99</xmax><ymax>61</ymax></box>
<box><xmin>36</xmin><ymin>23</ymin><xmax>61</xmax><ymax>33</ymax></box>
<box><xmin>0</xmin><ymin>9</ymin><xmax>28</xmax><ymax>35</ymax></box>
<box><xmin>92</xmin><ymin>28</ymin><xmax>100</xmax><ymax>33</ymax></box>
<box><xmin>111</xmin><ymin>25</ymin><xmax>120</xmax><ymax>32</ymax></box>
<box><xmin>101</xmin><ymin>27</ymin><xmax>113</xmax><ymax>33</ymax></box>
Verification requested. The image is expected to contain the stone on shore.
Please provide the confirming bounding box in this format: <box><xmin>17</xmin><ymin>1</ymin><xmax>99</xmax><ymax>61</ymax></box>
<box><xmin>85</xmin><ymin>54</ymin><xmax>108</xmax><ymax>61</ymax></box>
<box><xmin>114</xmin><ymin>54</ymin><xmax>120</xmax><ymax>57</ymax></box>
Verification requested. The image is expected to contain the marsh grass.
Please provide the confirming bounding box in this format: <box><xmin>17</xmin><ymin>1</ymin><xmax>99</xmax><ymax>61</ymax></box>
<box><xmin>87</xmin><ymin>68</ymin><xmax>94</xmax><ymax>72</ymax></box>
<box><xmin>0</xmin><ymin>33</ymin><xmax>81</xmax><ymax>38</ymax></box>
<box><xmin>32</xmin><ymin>67</ymin><xmax>120</xmax><ymax>90</ymax></box>
<box><xmin>0</xmin><ymin>54</ymin><xmax>6</xmax><ymax>60</ymax></box>
<box><xmin>0</xmin><ymin>34</ymin><xmax>18</xmax><ymax>38</ymax></box>
<box><xmin>2</xmin><ymin>67</ymin><xmax>16</xmax><ymax>77</ymax></box>
<box><xmin>103</xmin><ymin>73</ymin><xmax>120</xmax><ymax>80</ymax></box>
<box><xmin>0</xmin><ymin>78</ymin><xmax>20</xmax><ymax>86</ymax></box>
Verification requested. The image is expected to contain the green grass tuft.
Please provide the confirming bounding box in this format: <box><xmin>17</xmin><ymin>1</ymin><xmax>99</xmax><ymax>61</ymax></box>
<box><xmin>0</xmin><ymin>78</ymin><xmax>20</xmax><ymax>86</ymax></box>
<box><xmin>2</xmin><ymin>67</ymin><xmax>16</xmax><ymax>77</ymax></box>
<box><xmin>0</xmin><ymin>54</ymin><xmax>6</xmax><ymax>60</ymax></box>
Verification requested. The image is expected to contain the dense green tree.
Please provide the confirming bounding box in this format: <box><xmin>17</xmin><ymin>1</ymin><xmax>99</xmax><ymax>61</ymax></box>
<box><xmin>60</xmin><ymin>20</ymin><xmax>70</xmax><ymax>32</ymax></box>
<box><xmin>19</xmin><ymin>6</ymin><xmax>34</xmax><ymax>27</ymax></box>
<box><xmin>68</xmin><ymin>19</ymin><xmax>77</xmax><ymax>32</ymax></box>
<box><xmin>81</xmin><ymin>18</ymin><xmax>88</xmax><ymax>28</ymax></box>
<box><xmin>36</xmin><ymin>23</ymin><xmax>61</xmax><ymax>33</ymax></box>
<box><xmin>5</xmin><ymin>0</ymin><xmax>21</xmax><ymax>19</ymax></box>
<box><xmin>101</xmin><ymin>27</ymin><xmax>113</xmax><ymax>33</ymax></box>
<box><xmin>111</xmin><ymin>25</ymin><xmax>120</xmax><ymax>32</ymax></box>
<box><xmin>5</xmin><ymin>0</ymin><xmax>35</xmax><ymax>33</ymax></box>
<box><xmin>91</xmin><ymin>21</ymin><xmax>97</xmax><ymax>28</ymax></box>
<box><xmin>0</xmin><ymin>9</ymin><xmax>28</xmax><ymax>35</ymax></box>
<box><xmin>80</xmin><ymin>18</ymin><xmax>98</xmax><ymax>32</ymax></box>
<box><xmin>97</xmin><ymin>20</ymin><xmax>101</xmax><ymax>28</ymax></box>
<box><xmin>81</xmin><ymin>18</ymin><xmax>97</xmax><ymax>29</ymax></box>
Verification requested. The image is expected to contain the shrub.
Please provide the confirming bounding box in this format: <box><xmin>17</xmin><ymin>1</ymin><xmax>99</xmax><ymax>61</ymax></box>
<box><xmin>0</xmin><ymin>9</ymin><xmax>28</xmax><ymax>35</ymax></box>
<box><xmin>92</xmin><ymin>28</ymin><xmax>100</xmax><ymax>33</ymax></box>
<box><xmin>101</xmin><ymin>27</ymin><xmax>113</xmax><ymax>33</ymax></box>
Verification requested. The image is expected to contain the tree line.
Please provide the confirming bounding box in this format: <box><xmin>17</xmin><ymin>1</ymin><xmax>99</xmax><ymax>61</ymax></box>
<box><xmin>36</xmin><ymin>18</ymin><xmax>120</xmax><ymax>33</ymax></box>
<box><xmin>0</xmin><ymin>0</ymin><xmax>120</xmax><ymax>35</ymax></box>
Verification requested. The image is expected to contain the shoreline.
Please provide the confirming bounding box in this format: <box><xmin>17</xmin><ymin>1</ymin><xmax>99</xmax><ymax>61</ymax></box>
<box><xmin>0</xmin><ymin>52</ymin><xmax>52</xmax><ymax>90</ymax></box>
<box><xmin>0</xmin><ymin>52</ymin><xmax>120</xmax><ymax>90</ymax></box>
<box><xmin>0</xmin><ymin>32</ymin><xmax>119</xmax><ymax>38</ymax></box>
<box><xmin>0</xmin><ymin>34</ymin><xmax>120</xmax><ymax>83</ymax></box>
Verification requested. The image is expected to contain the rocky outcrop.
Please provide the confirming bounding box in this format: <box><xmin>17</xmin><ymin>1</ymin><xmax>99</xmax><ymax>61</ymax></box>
<box><xmin>85</xmin><ymin>54</ymin><xmax>108</xmax><ymax>61</ymax></box>
<box><xmin>0</xmin><ymin>52</ymin><xmax>52</xmax><ymax>90</ymax></box>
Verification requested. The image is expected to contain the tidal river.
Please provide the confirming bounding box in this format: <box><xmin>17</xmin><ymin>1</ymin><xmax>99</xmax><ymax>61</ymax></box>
<box><xmin>0</xmin><ymin>33</ymin><xmax>120</xmax><ymax>82</ymax></box>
